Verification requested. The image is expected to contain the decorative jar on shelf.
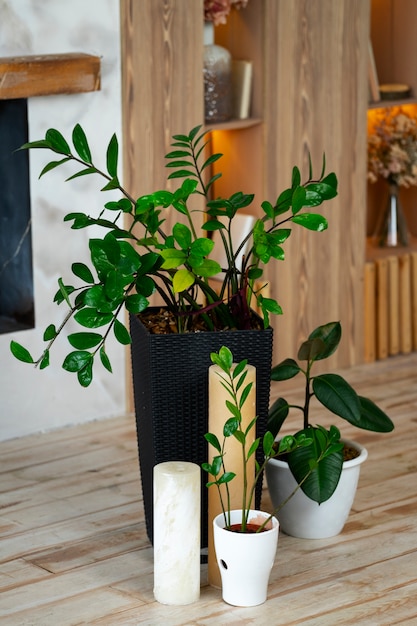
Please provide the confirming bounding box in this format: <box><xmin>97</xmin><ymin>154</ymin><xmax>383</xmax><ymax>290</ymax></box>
<box><xmin>203</xmin><ymin>21</ymin><xmax>232</xmax><ymax>123</ymax></box>
<box><xmin>374</xmin><ymin>180</ymin><xmax>409</xmax><ymax>248</ymax></box>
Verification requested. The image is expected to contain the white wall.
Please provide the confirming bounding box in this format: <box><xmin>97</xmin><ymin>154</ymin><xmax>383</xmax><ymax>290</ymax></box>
<box><xmin>0</xmin><ymin>0</ymin><xmax>126</xmax><ymax>440</ymax></box>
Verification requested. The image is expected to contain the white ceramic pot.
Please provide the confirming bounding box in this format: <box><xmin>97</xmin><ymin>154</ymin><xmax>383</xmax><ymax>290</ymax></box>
<box><xmin>265</xmin><ymin>439</ymin><xmax>368</xmax><ymax>539</ymax></box>
<box><xmin>213</xmin><ymin>509</ymin><xmax>279</xmax><ymax>607</ymax></box>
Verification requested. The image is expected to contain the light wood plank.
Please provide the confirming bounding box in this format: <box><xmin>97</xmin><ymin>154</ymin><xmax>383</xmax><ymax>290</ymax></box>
<box><xmin>399</xmin><ymin>253</ymin><xmax>412</xmax><ymax>353</ymax></box>
<box><xmin>1</xmin><ymin>351</ymin><xmax>417</xmax><ymax>623</ymax></box>
<box><xmin>411</xmin><ymin>251</ymin><xmax>417</xmax><ymax>349</ymax></box>
<box><xmin>376</xmin><ymin>257</ymin><xmax>388</xmax><ymax>359</ymax></box>
<box><xmin>387</xmin><ymin>255</ymin><xmax>400</xmax><ymax>355</ymax></box>
<box><xmin>364</xmin><ymin>261</ymin><xmax>376</xmax><ymax>362</ymax></box>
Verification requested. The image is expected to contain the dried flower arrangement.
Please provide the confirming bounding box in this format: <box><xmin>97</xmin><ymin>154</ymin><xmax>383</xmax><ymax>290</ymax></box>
<box><xmin>204</xmin><ymin>0</ymin><xmax>249</xmax><ymax>26</ymax></box>
<box><xmin>368</xmin><ymin>107</ymin><xmax>417</xmax><ymax>187</ymax></box>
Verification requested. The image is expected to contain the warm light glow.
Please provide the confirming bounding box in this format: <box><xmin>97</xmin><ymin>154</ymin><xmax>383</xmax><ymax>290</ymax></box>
<box><xmin>367</xmin><ymin>103</ymin><xmax>417</xmax><ymax>134</ymax></box>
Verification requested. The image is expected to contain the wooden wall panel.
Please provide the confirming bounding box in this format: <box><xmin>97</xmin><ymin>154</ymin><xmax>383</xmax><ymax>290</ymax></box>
<box><xmin>263</xmin><ymin>0</ymin><xmax>369</xmax><ymax>369</ymax></box>
<box><xmin>120</xmin><ymin>0</ymin><xmax>203</xmax><ymax>198</ymax></box>
<box><xmin>120</xmin><ymin>0</ymin><xmax>204</xmax><ymax>410</ymax></box>
<box><xmin>120</xmin><ymin>0</ymin><xmax>370</xmax><ymax>382</ymax></box>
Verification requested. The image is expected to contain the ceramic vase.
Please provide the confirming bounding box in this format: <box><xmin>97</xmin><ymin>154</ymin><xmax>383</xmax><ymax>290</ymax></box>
<box><xmin>374</xmin><ymin>181</ymin><xmax>409</xmax><ymax>247</ymax></box>
<box><xmin>213</xmin><ymin>509</ymin><xmax>279</xmax><ymax>606</ymax></box>
<box><xmin>203</xmin><ymin>22</ymin><xmax>232</xmax><ymax>123</ymax></box>
<box><xmin>265</xmin><ymin>439</ymin><xmax>368</xmax><ymax>539</ymax></box>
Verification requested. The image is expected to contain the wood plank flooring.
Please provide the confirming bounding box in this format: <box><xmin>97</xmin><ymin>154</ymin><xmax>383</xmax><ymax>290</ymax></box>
<box><xmin>1</xmin><ymin>353</ymin><xmax>417</xmax><ymax>625</ymax></box>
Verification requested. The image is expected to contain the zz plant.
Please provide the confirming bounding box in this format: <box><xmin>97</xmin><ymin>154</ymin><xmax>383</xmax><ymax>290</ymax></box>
<box><xmin>268</xmin><ymin>321</ymin><xmax>394</xmax><ymax>504</ymax></box>
<box><xmin>203</xmin><ymin>346</ymin><xmax>339</xmax><ymax>532</ymax></box>
<box><xmin>10</xmin><ymin>124</ymin><xmax>338</xmax><ymax>386</ymax></box>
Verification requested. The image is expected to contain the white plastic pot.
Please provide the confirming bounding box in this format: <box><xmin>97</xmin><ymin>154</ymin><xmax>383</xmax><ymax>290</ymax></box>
<box><xmin>265</xmin><ymin>439</ymin><xmax>368</xmax><ymax>539</ymax></box>
<box><xmin>213</xmin><ymin>509</ymin><xmax>279</xmax><ymax>606</ymax></box>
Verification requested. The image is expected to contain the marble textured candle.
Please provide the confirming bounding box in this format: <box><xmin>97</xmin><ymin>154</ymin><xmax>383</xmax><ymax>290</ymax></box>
<box><xmin>153</xmin><ymin>461</ymin><xmax>201</xmax><ymax>605</ymax></box>
<box><xmin>207</xmin><ymin>362</ymin><xmax>256</xmax><ymax>587</ymax></box>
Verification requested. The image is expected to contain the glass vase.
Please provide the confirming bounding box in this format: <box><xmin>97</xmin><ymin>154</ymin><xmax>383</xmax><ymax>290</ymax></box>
<box><xmin>203</xmin><ymin>22</ymin><xmax>232</xmax><ymax>123</ymax></box>
<box><xmin>374</xmin><ymin>182</ymin><xmax>409</xmax><ymax>247</ymax></box>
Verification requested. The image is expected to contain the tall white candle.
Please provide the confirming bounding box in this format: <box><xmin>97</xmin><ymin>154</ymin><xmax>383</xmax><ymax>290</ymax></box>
<box><xmin>153</xmin><ymin>461</ymin><xmax>200</xmax><ymax>605</ymax></box>
<box><xmin>207</xmin><ymin>362</ymin><xmax>256</xmax><ymax>587</ymax></box>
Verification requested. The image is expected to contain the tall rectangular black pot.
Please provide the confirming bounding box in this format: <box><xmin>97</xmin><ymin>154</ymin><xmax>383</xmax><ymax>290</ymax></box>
<box><xmin>129</xmin><ymin>309</ymin><xmax>273</xmax><ymax>547</ymax></box>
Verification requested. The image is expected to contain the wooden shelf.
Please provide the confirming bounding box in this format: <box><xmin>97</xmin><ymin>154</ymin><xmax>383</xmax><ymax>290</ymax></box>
<box><xmin>368</xmin><ymin>97</ymin><xmax>417</xmax><ymax>110</ymax></box>
<box><xmin>366</xmin><ymin>235</ymin><xmax>417</xmax><ymax>261</ymax></box>
<box><xmin>205</xmin><ymin>117</ymin><xmax>262</xmax><ymax>131</ymax></box>
<box><xmin>0</xmin><ymin>53</ymin><xmax>101</xmax><ymax>100</ymax></box>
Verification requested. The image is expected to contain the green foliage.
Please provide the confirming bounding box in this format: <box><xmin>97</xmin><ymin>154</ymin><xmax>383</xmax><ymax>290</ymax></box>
<box><xmin>268</xmin><ymin>321</ymin><xmax>394</xmax><ymax>502</ymax></box>
<box><xmin>10</xmin><ymin>124</ymin><xmax>338</xmax><ymax>385</ymax></box>
<box><xmin>203</xmin><ymin>346</ymin><xmax>333</xmax><ymax>533</ymax></box>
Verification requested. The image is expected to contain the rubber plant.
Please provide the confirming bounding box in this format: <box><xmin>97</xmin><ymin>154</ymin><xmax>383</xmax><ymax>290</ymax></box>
<box><xmin>268</xmin><ymin>321</ymin><xmax>394</xmax><ymax>504</ymax></box>
<box><xmin>10</xmin><ymin>124</ymin><xmax>338</xmax><ymax>386</ymax></box>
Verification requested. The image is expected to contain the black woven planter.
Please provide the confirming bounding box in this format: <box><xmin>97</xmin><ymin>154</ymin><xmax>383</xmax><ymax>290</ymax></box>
<box><xmin>130</xmin><ymin>308</ymin><xmax>273</xmax><ymax>547</ymax></box>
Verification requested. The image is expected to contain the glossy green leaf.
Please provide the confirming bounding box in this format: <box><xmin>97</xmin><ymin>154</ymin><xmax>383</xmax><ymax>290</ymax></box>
<box><xmin>173</xmin><ymin>223</ymin><xmax>192</xmax><ymax>250</ymax></box>
<box><xmin>271</xmin><ymin>358</ymin><xmax>301</xmax><ymax>381</ymax></box>
<box><xmin>125</xmin><ymin>293</ymin><xmax>149</xmax><ymax>314</ymax></box>
<box><xmin>101</xmin><ymin>176</ymin><xmax>120</xmax><ymax>191</ymax></box>
<box><xmin>72</xmin><ymin>262</ymin><xmax>95</xmax><ymax>284</ymax></box>
<box><xmin>66</xmin><ymin>167</ymin><xmax>98</xmax><ymax>182</ymax></box>
<box><xmin>160</xmin><ymin>249</ymin><xmax>187</xmax><ymax>269</ymax></box>
<box><xmin>288</xmin><ymin>427</ymin><xmax>343</xmax><ymax>503</ymax></box>
<box><xmin>113</xmin><ymin>319</ymin><xmax>131</xmax><ymax>345</ymax></box>
<box><xmin>291</xmin><ymin>185</ymin><xmax>307</xmax><ymax>214</ymax></box>
<box><xmin>39</xmin><ymin>350</ymin><xmax>50</xmax><ymax>369</ymax></box>
<box><xmin>45</xmin><ymin>128</ymin><xmax>70</xmax><ymax>154</ymax></box>
<box><xmin>62</xmin><ymin>350</ymin><xmax>92</xmax><ymax>372</ymax></box>
<box><xmin>195</xmin><ymin>259</ymin><xmax>221</xmax><ymax>278</ymax></box>
<box><xmin>78</xmin><ymin>360</ymin><xmax>93</xmax><ymax>387</ymax></box>
<box><xmin>57</xmin><ymin>278</ymin><xmax>72</xmax><ymax>307</ymax></box>
<box><xmin>105</xmin><ymin>198</ymin><xmax>132</xmax><ymax>213</ymax></box>
<box><xmin>313</xmin><ymin>373</ymin><xmax>361</xmax><ymax>423</ymax></box>
<box><xmin>100</xmin><ymin>346</ymin><xmax>112</xmax><ymax>373</ymax></box>
<box><xmin>190</xmin><ymin>237</ymin><xmax>214</xmax><ymax>256</ymax></box>
<box><xmin>305</xmin><ymin>321</ymin><xmax>341</xmax><ymax>360</ymax></box>
<box><xmin>10</xmin><ymin>341</ymin><xmax>34</xmax><ymax>364</ymax></box>
<box><xmin>173</xmin><ymin>268</ymin><xmax>195</xmax><ymax>292</ymax></box>
<box><xmin>74</xmin><ymin>308</ymin><xmax>113</xmax><ymax>328</ymax></box>
<box><xmin>291</xmin><ymin>165</ymin><xmax>301</xmax><ymax>188</ymax></box>
<box><xmin>205</xmin><ymin>432</ymin><xmax>222</xmax><ymax>453</ymax></box>
<box><xmin>53</xmin><ymin>284</ymin><xmax>75</xmax><ymax>305</ymax></box>
<box><xmin>39</xmin><ymin>157</ymin><xmax>72</xmax><ymax>178</ymax></box>
<box><xmin>267</xmin><ymin>397</ymin><xmax>290</xmax><ymax>437</ymax></box>
<box><xmin>165</xmin><ymin>150</ymin><xmax>191</xmax><ymax>158</ymax></box>
<box><xmin>72</xmin><ymin>124</ymin><xmax>92</xmax><ymax>163</ymax></box>
<box><xmin>68</xmin><ymin>332</ymin><xmax>103</xmax><ymax>349</ymax></box>
<box><xmin>106</xmin><ymin>133</ymin><xmax>118</xmax><ymax>177</ymax></box>
<box><xmin>291</xmin><ymin>213</ymin><xmax>328</xmax><ymax>231</ymax></box>
<box><xmin>43</xmin><ymin>324</ymin><xmax>57</xmax><ymax>341</ymax></box>
<box><xmin>358</xmin><ymin>396</ymin><xmax>394</xmax><ymax>432</ymax></box>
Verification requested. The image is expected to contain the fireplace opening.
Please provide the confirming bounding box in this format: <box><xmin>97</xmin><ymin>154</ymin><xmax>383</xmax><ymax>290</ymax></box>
<box><xmin>0</xmin><ymin>98</ymin><xmax>34</xmax><ymax>334</ymax></box>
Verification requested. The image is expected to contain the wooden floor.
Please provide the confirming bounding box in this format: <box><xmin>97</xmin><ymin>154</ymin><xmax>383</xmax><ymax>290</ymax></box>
<box><xmin>1</xmin><ymin>353</ymin><xmax>417</xmax><ymax>625</ymax></box>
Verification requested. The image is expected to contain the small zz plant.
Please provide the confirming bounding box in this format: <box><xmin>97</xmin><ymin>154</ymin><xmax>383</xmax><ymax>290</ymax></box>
<box><xmin>202</xmin><ymin>346</ymin><xmax>338</xmax><ymax>533</ymax></box>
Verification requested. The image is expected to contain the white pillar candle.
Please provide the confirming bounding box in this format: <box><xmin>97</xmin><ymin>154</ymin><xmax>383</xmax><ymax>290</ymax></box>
<box><xmin>153</xmin><ymin>461</ymin><xmax>201</xmax><ymax>605</ymax></box>
<box><xmin>207</xmin><ymin>362</ymin><xmax>256</xmax><ymax>587</ymax></box>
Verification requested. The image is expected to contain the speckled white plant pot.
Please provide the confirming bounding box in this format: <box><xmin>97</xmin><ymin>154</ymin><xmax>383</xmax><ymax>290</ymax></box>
<box><xmin>265</xmin><ymin>439</ymin><xmax>368</xmax><ymax>539</ymax></box>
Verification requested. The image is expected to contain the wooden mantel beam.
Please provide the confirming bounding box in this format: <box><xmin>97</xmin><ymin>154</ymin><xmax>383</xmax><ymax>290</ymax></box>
<box><xmin>0</xmin><ymin>53</ymin><xmax>101</xmax><ymax>100</ymax></box>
